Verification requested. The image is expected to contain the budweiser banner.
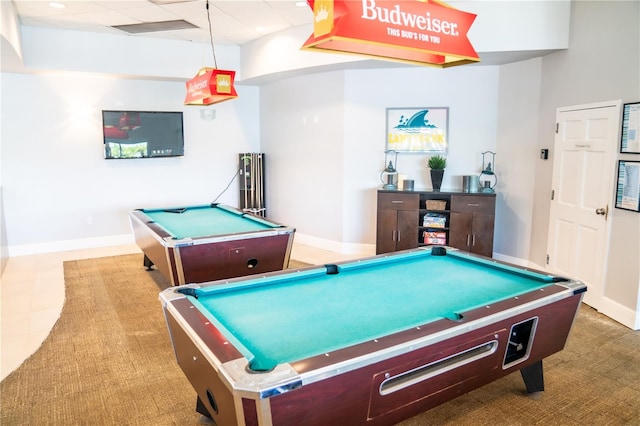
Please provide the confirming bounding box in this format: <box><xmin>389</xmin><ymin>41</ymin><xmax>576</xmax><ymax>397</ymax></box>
<box><xmin>184</xmin><ymin>67</ymin><xmax>238</xmax><ymax>106</ymax></box>
<box><xmin>302</xmin><ymin>0</ymin><xmax>479</xmax><ymax>67</ymax></box>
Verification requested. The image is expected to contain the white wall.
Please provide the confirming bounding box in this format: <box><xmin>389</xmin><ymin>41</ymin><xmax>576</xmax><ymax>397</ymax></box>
<box><xmin>260</xmin><ymin>71</ymin><xmax>346</xmax><ymax>247</ymax></box>
<box><xmin>19</xmin><ymin>26</ymin><xmax>240</xmax><ymax>81</ymax></box>
<box><xmin>0</xmin><ymin>0</ymin><xmax>22</xmax><ymax>71</ymax></box>
<box><xmin>260</xmin><ymin>65</ymin><xmax>499</xmax><ymax>253</ymax></box>
<box><xmin>1</xmin><ymin>0</ymin><xmax>574</xmax><ymax>259</ymax></box>
<box><xmin>460</xmin><ymin>0</ymin><xmax>570</xmax><ymax>52</ymax></box>
<box><xmin>494</xmin><ymin>58</ymin><xmax>542</xmax><ymax>262</ymax></box>
<box><xmin>240</xmin><ymin>1</ymin><xmax>571</xmax><ymax>84</ymax></box>
<box><xmin>343</xmin><ymin>65</ymin><xmax>499</xmax><ymax>248</ymax></box>
<box><xmin>0</xmin><ymin>72</ymin><xmax>259</xmax><ymax>255</ymax></box>
<box><xmin>351</xmin><ymin>66</ymin><xmax>499</xmax><ymax>193</ymax></box>
<box><xmin>0</xmin><ymin>187</ymin><xmax>7</xmax><ymax>274</ymax></box>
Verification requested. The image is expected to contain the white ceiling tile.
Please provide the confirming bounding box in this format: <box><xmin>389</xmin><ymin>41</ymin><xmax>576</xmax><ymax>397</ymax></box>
<box><xmin>113</xmin><ymin>5</ymin><xmax>183</xmax><ymax>23</ymax></box>
<box><xmin>12</xmin><ymin>0</ymin><xmax>313</xmax><ymax>46</ymax></box>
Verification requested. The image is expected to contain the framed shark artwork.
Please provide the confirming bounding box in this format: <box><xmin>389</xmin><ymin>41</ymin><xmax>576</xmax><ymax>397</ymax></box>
<box><xmin>386</xmin><ymin>107</ymin><xmax>449</xmax><ymax>153</ymax></box>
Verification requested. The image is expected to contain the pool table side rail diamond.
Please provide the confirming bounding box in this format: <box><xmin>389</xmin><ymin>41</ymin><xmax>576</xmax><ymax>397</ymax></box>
<box><xmin>159</xmin><ymin>248</ymin><xmax>586</xmax><ymax>426</ymax></box>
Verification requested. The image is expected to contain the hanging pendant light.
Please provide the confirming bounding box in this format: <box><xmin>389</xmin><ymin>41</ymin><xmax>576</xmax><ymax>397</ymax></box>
<box><xmin>301</xmin><ymin>0</ymin><xmax>480</xmax><ymax>68</ymax></box>
<box><xmin>185</xmin><ymin>67</ymin><xmax>237</xmax><ymax>106</ymax></box>
<box><xmin>184</xmin><ymin>0</ymin><xmax>238</xmax><ymax>106</ymax></box>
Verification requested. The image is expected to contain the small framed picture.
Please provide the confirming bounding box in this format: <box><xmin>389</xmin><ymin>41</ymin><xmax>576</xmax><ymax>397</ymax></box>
<box><xmin>615</xmin><ymin>160</ymin><xmax>640</xmax><ymax>212</ymax></box>
<box><xmin>386</xmin><ymin>107</ymin><xmax>448</xmax><ymax>153</ymax></box>
<box><xmin>620</xmin><ymin>102</ymin><xmax>640</xmax><ymax>154</ymax></box>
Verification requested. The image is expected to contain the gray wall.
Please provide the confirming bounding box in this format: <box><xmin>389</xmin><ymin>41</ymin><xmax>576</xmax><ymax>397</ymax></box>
<box><xmin>531</xmin><ymin>0</ymin><xmax>640</xmax><ymax>317</ymax></box>
<box><xmin>531</xmin><ymin>0</ymin><xmax>640</xmax><ymax>266</ymax></box>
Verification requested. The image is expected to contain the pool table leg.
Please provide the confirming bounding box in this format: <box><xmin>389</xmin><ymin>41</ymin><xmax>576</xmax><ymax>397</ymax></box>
<box><xmin>196</xmin><ymin>396</ymin><xmax>212</xmax><ymax>418</ymax></box>
<box><xmin>520</xmin><ymin>360</ymin><xmax>544</xmax><ymax>393</ymax></box>
<box><xmin>143</xmin><ymin>254</ymin><xmax>154</xmax><ymax>271</ymax></box>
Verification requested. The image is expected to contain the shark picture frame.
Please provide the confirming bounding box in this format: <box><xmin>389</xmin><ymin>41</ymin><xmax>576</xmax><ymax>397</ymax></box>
<box><xmin>385</xmin><ymin>107</ymin><xmax>449</xmax><ymax>153</ymax></box>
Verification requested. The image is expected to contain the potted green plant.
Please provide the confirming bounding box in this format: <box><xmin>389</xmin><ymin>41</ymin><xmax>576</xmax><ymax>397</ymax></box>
<box><xmin>428</xmin><ymin>155</ymin><xmax>447</xmax><ymax>191</ymax></box>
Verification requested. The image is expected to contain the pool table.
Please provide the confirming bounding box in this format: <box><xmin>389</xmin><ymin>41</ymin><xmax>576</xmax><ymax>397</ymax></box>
<box><xmin>159</xmin><ymin>247</ymin><xmax>586</xmax><ymax>426</ymax></box>
<box><xmin>129</xmin><ymin>204</ymin><xmax>295</xmax><ymax>286</ymax></box>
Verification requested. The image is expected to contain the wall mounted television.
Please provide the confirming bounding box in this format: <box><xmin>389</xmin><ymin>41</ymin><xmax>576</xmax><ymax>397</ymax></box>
<box><xmin>102</xmin><ymin>110</ymin><xmax>184</xmax><ymax>159</ymax></box>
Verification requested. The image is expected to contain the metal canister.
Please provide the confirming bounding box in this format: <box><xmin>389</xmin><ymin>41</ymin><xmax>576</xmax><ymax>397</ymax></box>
<box><xmin>462</xmin><ymin>175</ymin><xmax>480</xmax><ymax>193</ymax></box>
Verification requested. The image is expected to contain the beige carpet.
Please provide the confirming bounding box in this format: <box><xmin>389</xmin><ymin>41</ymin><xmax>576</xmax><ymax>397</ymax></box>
<box><xmin>1</xmin><ymin>254</ymin><xmax>639</xmax><ymax>425</ymax></box>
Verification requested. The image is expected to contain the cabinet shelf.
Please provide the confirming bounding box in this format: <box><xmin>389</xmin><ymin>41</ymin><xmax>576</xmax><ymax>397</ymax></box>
<box><xmin>419</xmin><ymin>226</ymin><xmax>450</xmax><ymax>231</ymax></box>
<box><xmin>421</xmin><ymin>209</ymin><xmax>450</xmax><ymax>214</ymax></box>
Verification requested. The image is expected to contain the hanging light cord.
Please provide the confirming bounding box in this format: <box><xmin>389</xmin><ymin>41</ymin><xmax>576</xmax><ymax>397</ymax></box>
<box><xmin>206</xmin><ymin>0</ymin><xmax>218</xmax><ymax>69</ymax></box>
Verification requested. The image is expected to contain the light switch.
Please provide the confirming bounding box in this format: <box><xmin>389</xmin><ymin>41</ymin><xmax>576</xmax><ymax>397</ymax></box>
<box><xmin>540</xmin><ymin>149</ymin><xmax>549</xmax><ymax>160</ymax></box>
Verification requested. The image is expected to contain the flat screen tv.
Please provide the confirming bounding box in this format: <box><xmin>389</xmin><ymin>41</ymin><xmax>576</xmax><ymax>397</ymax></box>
<box><xmin>102</xmin><ymin>110</ymin><xmax>184</xmax><ymax>159</ymax></box>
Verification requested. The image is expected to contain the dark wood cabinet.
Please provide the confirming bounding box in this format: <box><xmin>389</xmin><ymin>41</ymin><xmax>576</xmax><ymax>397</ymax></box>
<box><xmin>376</xmin><ymin>192</ymin><xmax>419</xmax><ymax>254</ymax></box>
<box><xmin>377</xmin><ymin>190</ymin><xmax>496</xmax><ymax>257</ymax></box>
<box><xmin>448</xmin><ymin>195</ymin><xmax>495</xmax><ymax>257</ymax></box>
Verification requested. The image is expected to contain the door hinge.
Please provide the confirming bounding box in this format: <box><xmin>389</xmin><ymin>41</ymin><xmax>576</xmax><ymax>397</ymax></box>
<box><xmin>555</xmin><ymin>123</ymin><xmax>559</xmax><ymax>133</ymax></box>
<box><xmin>551</xmin><ymin>190</ymin><xmax>555</xmax><ymax>200</ymax></box>
<box><xmin>546</xmin><ymin>254</ymin><xmax>550</xmax><ymax>265</ymax></box>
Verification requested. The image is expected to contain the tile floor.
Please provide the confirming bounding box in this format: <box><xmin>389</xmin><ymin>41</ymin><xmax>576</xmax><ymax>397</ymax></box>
<box><xmin>0</xmin><ymin>242</ymin><xmax>359</xmax><ymax>381</ymax></box>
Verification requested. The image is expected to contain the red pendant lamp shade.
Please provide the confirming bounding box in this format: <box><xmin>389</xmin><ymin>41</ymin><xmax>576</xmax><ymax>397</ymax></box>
<box><xmin>184</xmin><ymin>67</ymin><xmax>238</xmax><ymax>106</ymax></box>
<box><xmin>184</xmin><ymin>0</ymin><xmax>238</xmax><ymax>106</ymax></box>
<box><xmin>301</xmin><ymin>0</ymin><xmax>480</xmax><ymax>68</ymax></box>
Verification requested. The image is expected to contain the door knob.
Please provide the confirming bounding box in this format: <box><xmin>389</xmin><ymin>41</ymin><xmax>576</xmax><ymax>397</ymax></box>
<box><xmin>595</xmin><ymin>206</ymin><xmax>608</xmax><ymax>218</ymax></box>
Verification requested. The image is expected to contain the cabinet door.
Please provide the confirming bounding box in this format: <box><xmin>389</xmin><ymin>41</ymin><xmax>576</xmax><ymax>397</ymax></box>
<box><xmin>377</xmin><ymin>209</ymin><xmax>400</xmax><ymax>254</ymax></box>
<box><xmin>396</xmin><ymin>210</ymin><xmax>419</xmax><ymax>251</ymax></box>
<box><xmin>470</xmin><ymin>214</ymin><xmax>494</xmax><ymax>257</ymax></box>
<box><xmin>450</xmin><ymin>195</ymin><xmax>495</xmax><ymax>257</ymax></box>
<box><xmin>377</xmin><ymin>192</ymin><xmax>420</xmax><ymax>254</ymax></box>
<box><xmin>449</xmin><ymin>212</ymin><xmax>472</xmax><ymax>251</ymax></box>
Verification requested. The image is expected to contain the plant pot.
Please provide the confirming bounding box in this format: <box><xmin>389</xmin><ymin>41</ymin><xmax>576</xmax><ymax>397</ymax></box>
<box><xmin>430</xmin><ymin>169</ymin><xmax>444</xmax><ymax>191</ymax></box>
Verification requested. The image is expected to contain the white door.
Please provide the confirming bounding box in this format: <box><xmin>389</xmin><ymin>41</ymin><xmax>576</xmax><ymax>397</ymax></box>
<box><xmin>547</xmin><ymin>100</ymin><xmax>621</xmax><ymax>309</ymax></box>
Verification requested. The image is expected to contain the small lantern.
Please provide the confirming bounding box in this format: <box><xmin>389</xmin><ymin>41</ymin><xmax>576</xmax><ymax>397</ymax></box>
<box><xmin>479</xmin><ymin>151</ymin><xmax>497</xmax><ymax>192</ymax></box>
<box><xmin>380</xmin><ymin>150</ymin><xmax>399</xmax><ymax>190</ymax></box>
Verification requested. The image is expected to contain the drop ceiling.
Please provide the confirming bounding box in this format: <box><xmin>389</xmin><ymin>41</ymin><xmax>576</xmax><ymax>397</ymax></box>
<box><xmin>13</xmin><ymin>0</ymin><xmax>314</xmax><ymax>45</ymax></box>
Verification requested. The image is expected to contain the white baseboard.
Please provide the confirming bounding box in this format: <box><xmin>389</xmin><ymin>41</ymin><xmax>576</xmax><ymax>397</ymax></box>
<box><xmin>598</xmin><ymin>296</ymin><xmax>640</xmax><ymax>331</ymax></box>
<box><xmin>8</xmin><ymin>234</ymin><xmax>135</xmax><ymax>257</ymax></box>
<box><xmin>8</xmin><ymin>232</ymin><xmax>378</xmax><ymax>259</ymax></box>
<box><xmin>491</xmin><ymin>252</ymin><xmax>545</xmax><ymax>270</ymax></box>
<box><xmin>494</xmin><ymin>252</ymin><xmax>639</xmax><ymax>330</ymax></box>
<box><xmin>293</xmin><ymin>233</ymin><xmax>376</xmax><ymax>257</ymax></box>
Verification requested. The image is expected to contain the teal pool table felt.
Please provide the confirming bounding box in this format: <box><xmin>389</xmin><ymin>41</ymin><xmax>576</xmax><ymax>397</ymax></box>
<box><xmin>143</xmin><ymin>205</ymin><xmax>276</xmax><ymax>239</ymax></box>
<box><xmin>187</xmin><ymin>250</ymin><xmax>555</xmax><ymax>371</ymax></box>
